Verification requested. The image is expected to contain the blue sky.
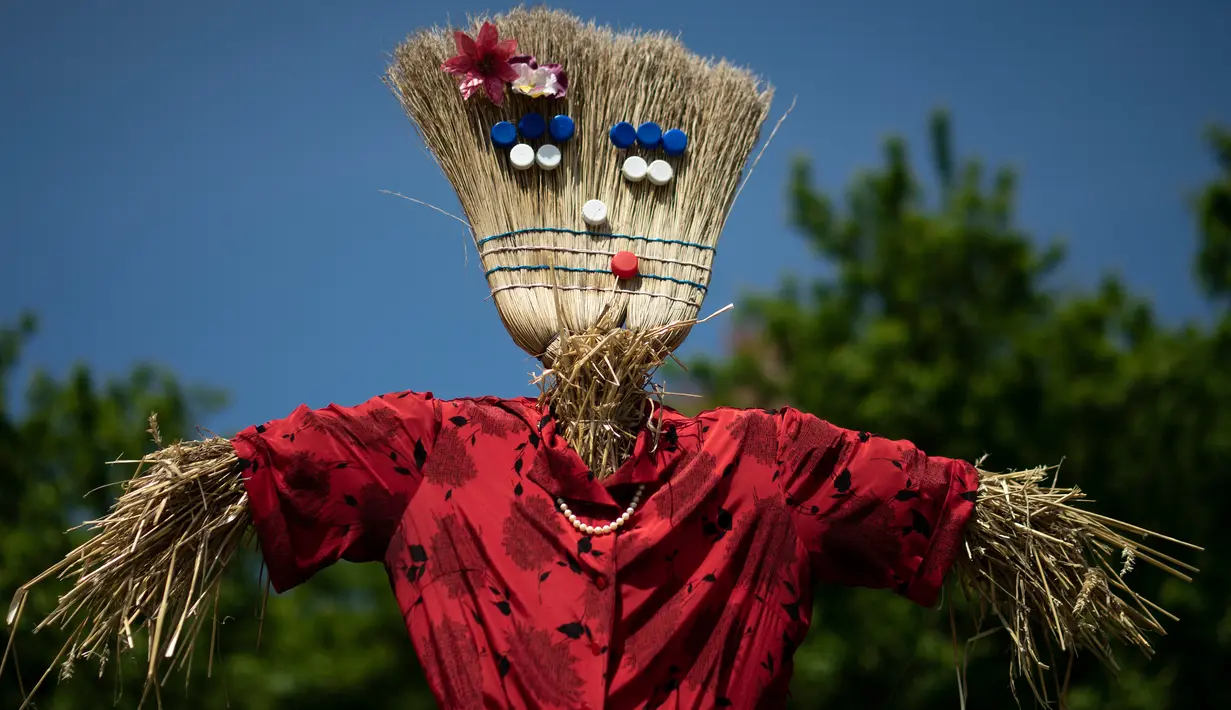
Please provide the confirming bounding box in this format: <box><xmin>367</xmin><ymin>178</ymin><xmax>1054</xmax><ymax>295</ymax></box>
<box><xmin>3</xmin><ymin>0</ymin><xmax>1228</xmax><ymax>433</ymax></box>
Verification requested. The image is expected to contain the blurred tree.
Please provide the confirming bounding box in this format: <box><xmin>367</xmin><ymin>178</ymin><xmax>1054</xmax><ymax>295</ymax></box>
<box><xmin>689</xmin><ymin>112</ymin><xmax>1230</xmax><ymax>709</ymax></box>
<box><xmin>0</xmin><ymin>316</ymin><xmax>435</xmax><ymax>709</ymax></box>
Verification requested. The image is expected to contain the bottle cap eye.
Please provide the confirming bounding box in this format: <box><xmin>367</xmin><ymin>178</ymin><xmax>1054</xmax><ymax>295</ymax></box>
<box><xmin>509</xmin><ymin>143</ymin><xmax>535</xmax><ymax>170</ymax></box>
<box><xmin>636</xmin><ymin>122</ymin><xmax>662</xmax><ymax>149</ymax></box>
<box><xmin>662</xmin><ymin>128</ymin><xmax>688</xmax><ymax>156</ymax></box>
<box><xmin>609</xmin><ymin>122</ymin><xmax>637</xmax><ymax>149</ymax></box>
<box><xmin>518</xmin><ymin>113</ymin><xmax>547</xmax><ymax>140</ymax></box>
<box><xmin>549</xmin><ymin>115</ymin><xmax>575</xmax><ymax>142</ymax></box>
<box><xmin>647</xmin><ymin>159</ymin><xmax>674</xmax><ymax>185</ymax></box>
<box><xmin>536</xmin><ymin>144</ymin><xmax>562</xmax><ymax>170</ymax></box>
<box><xmin>491</xmin><ymin>121</ymin><xmax>517</xmax><ymax>148</ymax></box>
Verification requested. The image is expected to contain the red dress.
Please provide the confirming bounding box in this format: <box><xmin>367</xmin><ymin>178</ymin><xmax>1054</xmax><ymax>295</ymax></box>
<box><xmin>233</xmin><ymin>392</ymin><xmax>978</xmax><ymax>709</ymax></box>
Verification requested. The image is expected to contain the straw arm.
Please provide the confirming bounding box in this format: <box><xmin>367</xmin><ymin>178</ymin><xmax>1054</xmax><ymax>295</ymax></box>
<box><xmin>950</xmin><ymin>464</ymin><xmax>1201</xmax><ymax>706</ymax></box>
<box><xmin>3</xmin><ymin>434</ymin><xmax>251</xmax><ymax>709</ymax></box>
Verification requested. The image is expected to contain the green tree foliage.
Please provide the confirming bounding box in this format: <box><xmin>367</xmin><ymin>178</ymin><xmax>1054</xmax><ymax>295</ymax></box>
<box><xmin>689</xmin><ymin>112</ymin><xmax>1231</xmax><ymax>708</ymax></box>
<box><xmin>0</xmin><ymin>317</ymin><xmax>434</xmax><ymax>709</ymax></box>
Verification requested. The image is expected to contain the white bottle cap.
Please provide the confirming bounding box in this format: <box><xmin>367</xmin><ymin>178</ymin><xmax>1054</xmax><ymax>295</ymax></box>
<box><xmin>647</xmin><ymin>159</ymin><xmax>674</xmax><ymax>185</ymax></box>
<box><xmin>622</xmin><ymin>155</ymin><xmax>648</xmax><ymax>182</ymax></box>
<box><xmin>582</xmin><ymin>199</ymin><xmax>608</xmax><ymax>226</ymax></box>
<box><xmin>536</xmin><ymin>144</ymin><xmax>562</xmax><ymax>170</ymax></box>
<box><xmin>509</xmin><ymin>143</ymin><xmax>535</xmax><ymax>170</ymax></box>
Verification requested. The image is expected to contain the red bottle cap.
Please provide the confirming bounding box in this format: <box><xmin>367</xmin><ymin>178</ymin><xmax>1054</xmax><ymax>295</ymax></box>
<box><xmin>610</xmin><ymin>251</ymin><xmax>639</xmax><ymax>279</ymax></box>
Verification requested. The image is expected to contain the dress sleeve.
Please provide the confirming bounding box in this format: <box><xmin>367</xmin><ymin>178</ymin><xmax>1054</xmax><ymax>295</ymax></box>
<box><xmin>774</xmin><ymin>407</ymin><xmax>979</xmax><ymax>607</ymax></box>
<box><xmin>231</xmin><ymin>390</ymin><xmax>441</xmax><ymax>593</ymax></box>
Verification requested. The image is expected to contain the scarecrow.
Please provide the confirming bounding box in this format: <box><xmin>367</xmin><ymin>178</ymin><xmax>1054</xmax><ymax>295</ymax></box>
<box><xmin>4</xmin><ymin>8</ymin><xmax>1199</xmax><ymax>709</ymax></box>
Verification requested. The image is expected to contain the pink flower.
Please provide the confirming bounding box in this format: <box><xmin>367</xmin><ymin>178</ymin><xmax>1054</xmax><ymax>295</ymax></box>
<box><xmin>508</xmin><ymin>55</ymin><xmax>568</xmax><ymax>99</ymax></box>
<box><xmin>440</xmin><ymin>22</ymin><xmax>519</xmax><ymax>106</ymax></box>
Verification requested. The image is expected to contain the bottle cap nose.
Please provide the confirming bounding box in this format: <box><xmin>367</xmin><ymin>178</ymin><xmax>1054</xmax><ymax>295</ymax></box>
<box><xmin>582</xmin><ymin>199</ymin><xmax>608</xmax><ymax>226</ymax></box>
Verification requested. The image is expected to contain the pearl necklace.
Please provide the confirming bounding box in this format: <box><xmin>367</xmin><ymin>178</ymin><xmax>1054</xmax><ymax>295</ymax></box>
<box><xmin>557</xmin><ymin>484</ymin><xmax>645</xmax><ymax>537</ymax></box>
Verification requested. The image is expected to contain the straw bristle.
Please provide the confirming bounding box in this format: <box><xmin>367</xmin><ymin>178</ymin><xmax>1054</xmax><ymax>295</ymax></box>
<box><xmin>534</xmin><ymin>306</ymin><xmax>730</xmax><ymax>478</ymax></box>
<box><xmin>955</xmin><ymin>464</ymin><xmax>1201</xmax><ymax>705</ymax></box>
<box><xmin>388</xmin><ymin>7</ymin><xmax>772</xmax><ymax>358</ymax></box>
<box><xmin>4</xmin><ymin>431</ymin><xmax>250</xmax><ymax>709</ymax></box>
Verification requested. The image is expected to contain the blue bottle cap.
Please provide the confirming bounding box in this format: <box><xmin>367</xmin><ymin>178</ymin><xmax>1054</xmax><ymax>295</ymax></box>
<box><xmin>490</xmin><ymin>121</ymin><xmax>518</xmax><ymax>149</ymax></box>
<box><xmin>636</xmin><ymin>121</ymin><xmax>663</xmax><ymax>149</ymax></box>
<box><xmin>549</xmin><ymin>114</ymin><xmax>575</xmax><ymax>143</ymax></box>
<box><xmin>518</xmin><ymin>112</ymin><xmax>547</xmax><ymax>141</ymax></box>
<box><xmin>662</xmin><ymin>128</ymin><xmax>688</xmax><ymax>156</ymax></box>
<box><xmin>609</xmin><ymin>121</ymin><xmax>637</xmax><ymax>149</ymax></box>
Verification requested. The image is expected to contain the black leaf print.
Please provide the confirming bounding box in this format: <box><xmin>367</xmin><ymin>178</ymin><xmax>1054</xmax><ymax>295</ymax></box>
<box><xmin>785</xmin><ymin>496</ymin><xmax>798</xmax><ymax>506</ymax></box>
<box><xmin>961</xmin><ymin>489</ymin><xmax>979</xmax><ymax>503</ymax></box>
<box><xmin>783</xmin><ymin>580</ymin><xmax>796</xmax><ymax>595</ymax></box>
<box><xmin>721</xmin><ymin>462</ymin><xmax>735</xmax><ymax>478</ymax></box>
<box><xmin>539</xmin><ymin>571</ymin><xmax>551</xmax><ymax>582</ymax></box>
<box><xmin>343</xmin><ymin>494</ymin><xmax>357</xmax><ymax>506</ymax></box>
<box><xmin>781</xmin><ymin>601</ymin><xmax>801</xmax><ymax>622</ymax></box>
<box><xmin>557</xmin><ymin>622</ymin><xmax>585</xmax><ymax>639</ymax></box>
<box><xmin>396</xmin><ymin>391</ymin><xmax>411</xmax><ymax>398</ymax></box>
<box><xmin>236</xmin><ymin>458</ymin><xmax>252</xmax><ymax>471</ymax></box>
<box><xmin>908</xmin><ymin>509</ymin><xmax>932</xmax><ymax>538</ymax></box>
<box><xmin>445</xmin><ymin>489</ymin><xmax>453</xmax><ymax>501</ymax></box>
<box><xmin>591</xmin><ymin>550</ymin><xmax>603</xmax><ymax>558</ymax></box>
<box><xmin>470</xmin><ymin>433</ymin><xmax>476</xmax><ymax>446</ymax></box>
<box><xmin>449</xmin><ymin>416</ymin><xmax>468</xmax><ymax>427</ymax></box>
<box><xmin>809</xmin><ymin>505</ymin><xmax>819</xmax><ymax>514</ymax></box>
<box><xmin>494</xmin><ymin>600</ymin><xmax>512</xmax><ymax>616</ymax></box>
<box><xmin>761</xmin><ymin>651</ymin><xmax>775</xmax><ymax>675</ymax></box>
<box><xmin>489</xmin><ymin>586</ymin><xmax>502</xmax><ymax>596</ymax></box>
<box><xmin>703</xmin><ymin>573</ymin><xmax>717</xmax><ymax>583</ymax></box>
<box><xmin>394</xmin><ymin>466</ymin><xmax>412</xmax><ymax>475</ymax></box>
<box><xmin>895</xmin><ymin>489</ymin><xmax>920</xmax><ymax>501</ymax></box>
<box><xmin>566</xmin><ymin>555</ymin><xmax>582</xmax><ymax>574</ymax></box>
<box><xmin>334</xmin><ymin>461</ymin><xmax>349</xmax><ymax>469</ymax></box>
<box><xmin>577</xmin><ymin>537</ymin><xmax>592</xmax><ymax>555</ymax></box>
<box><xmin>833</xmin><ymin>468</ymin><xmax>852</xmax><ymax>494</ymax></box>
<box><xmin>473</xmin><ymin>609</ymin><xmax>482</xmax><ymax>624</ymax></box>
<box><xmin>410</xmin><ymin>544</ymin><xmax>428</xmax><ymax>563</ymax></box>
<box><xmin>514</xmin><ymin>458</ymin><xmax>523</xmax><ymax>475</ymax></box>
<box><xmin>538</xmin><ymin>414</ymin><xmax>552</xmax><ymax>430</ymax></box>
<box><xmin>583</xmin><ymin>624</ymin><xmax>593</xmax><ymax>641</ymax></box>
<box><xmin>663</xmin><ymin>426</ymin><xmax>679</xmax><ymax>451</ymax></box>
<box><xmin>716</xmin><ymin>508</ymin><xmax>733</xmax><ymax>531</ymax></box>
<box><xmin>528</xmin><ymin>432</ymin><xmax>540</xmax><ymax>448</ymax></box>
<box><xmin>390</xmin><ymin>451</ymin><xmax>398</xmax><ymax>460</ymax></box>
<box><xmin>556</xmin><ymin>561</ymin><xmax>568</xmax><ymax>568</ymax></box>
<box><xmin>762</xmin><ymin>408</ymin><xmax>778</xmax><ymax>415</ymax></box>
<box><xmin>702</xmin><ymin>520</ymin><xmax>718</xmax><ymax>536</ymax></box>
<box><xmin>406</xmin><ymin>565</ymin><xmax>424</xmax><ymax>582</ymax></box>
<box><xmin>414</xmin><ymin>439</ymin><xmax>428</xmax><ymax>469</ymax></box>
<box><xmin>857</xmin><ymin>431</ymin><xmax>870</xmax><ymax>442</ymax></box>
<box><xmin>497</xmin><ymin>654</ymin><xmax>511</xmax><ymax>678</ymax></box>
<box><xmin>889</xmin><ymin>459</ymin><xmax>903</xmax><ymax>469</ymax></box>
<box><xmin>256</xmin><ymin>424</ymin><xmax>267</xmax><ymax>433</ymax></box>
<box><xmin>515</xmin><ymin>442</ymin><xmax>526</xmax><ymax>452</ymax></box>
<box><xmin>717</xmin><ymin>698</ymin><xmax>734</xmax><ymax>707</ymax></box>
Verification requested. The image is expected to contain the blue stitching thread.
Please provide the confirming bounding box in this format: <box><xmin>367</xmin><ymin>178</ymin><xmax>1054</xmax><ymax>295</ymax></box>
<box><xmin>484</xmin><ymin>264</ymin><xmax>708</xmax><ymax>291</ymax></box>
<box><xmin>477</xmin><ymin>227</ymin><xmax>715</xmax><ymax>252</ymax></box>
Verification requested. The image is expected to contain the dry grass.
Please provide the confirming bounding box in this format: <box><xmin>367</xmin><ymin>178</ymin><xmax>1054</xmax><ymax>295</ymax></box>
<box><xmin>387</xmin><ymin>7</ymin><xmax>772</xmax><ymax>359</ymax></box>
<box><xmin>3</xmin><ymin>418</ymin><xmax>250</xmax><ymax>709</ymax></box>
<box><xmin>955</xmin><ymin>463</ymin><xmax>1201</xmax><ymax>707</ymax></box>
<box><xmin>534</xmin><ymin>304</ymin><xmax>732</xmax><ymax>478</ymax></box>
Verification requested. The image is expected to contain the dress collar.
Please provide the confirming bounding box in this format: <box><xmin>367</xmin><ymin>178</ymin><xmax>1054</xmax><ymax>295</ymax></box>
<box><xmin>499</xmin><ymin>397</ymin><xmax>695</xmax><ymax>508</ymax></box>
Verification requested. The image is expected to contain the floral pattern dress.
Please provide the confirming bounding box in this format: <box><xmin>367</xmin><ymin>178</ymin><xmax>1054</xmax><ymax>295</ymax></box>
<box><xmin>234</xmin><ymin>392</ymin><xmax>978</xmax><ymax>709</ymax></box>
